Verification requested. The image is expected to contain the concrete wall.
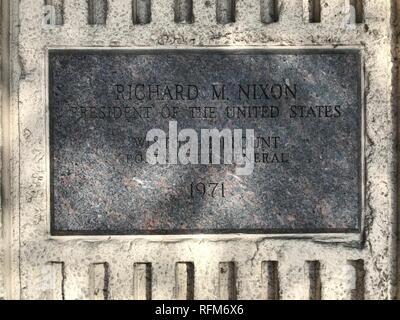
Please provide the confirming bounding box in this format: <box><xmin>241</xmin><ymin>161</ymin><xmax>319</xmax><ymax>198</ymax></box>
<box><xmin>0</xmin><ymin>0</ymin><xmax>398</xmax><ymax>299</ymax></box>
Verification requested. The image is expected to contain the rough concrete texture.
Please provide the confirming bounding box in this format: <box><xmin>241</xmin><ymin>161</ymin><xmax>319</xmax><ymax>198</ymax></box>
<box><xmin>0</xmin><ymin>247</ymin><xmax>4</xmax><ymax>299</ymax></box>
<box><xmin>0</xmin><ymin>0</ymin><xmax>397</xmax><ymax>299</ymax></box>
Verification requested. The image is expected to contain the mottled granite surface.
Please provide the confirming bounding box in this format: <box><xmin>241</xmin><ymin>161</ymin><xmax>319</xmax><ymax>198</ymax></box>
<box><xmin>49</xmin><ymin>50</ymin><xmax>361</xmax><ymax>234</ymax></box>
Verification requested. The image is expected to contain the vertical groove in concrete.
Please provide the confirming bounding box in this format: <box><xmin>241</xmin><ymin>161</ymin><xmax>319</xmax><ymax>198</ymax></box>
<box><xmin>44</xmin><ymin>0</ymin><xmax>64</xmax><ymax>25</ymax></box>
<box><xmin>89</xmin><ymin>263</ymin><xmax>109</xmax><ymax>300</ymax></box>
<box><xmin>219</xmin><ymin>262</ymin><xmax>237</xmax><ymax>300</ymax></box>
<box><xmin>49</xmin><ymin>262</ymin><xmax>65</xmax><ymax>300</ymax></box>
<box><xmin>175</xmin><ymin>262</ymin><xmax>194</xmax><ymax>300</ymax></box>
<box><xmin>307</xmin><ymin>261</ymin><xmax>322</xmax><ymax>300</ymax></box>
<box><xmin>262</xmin><ymin>261</ymin><xmax>280</xmax><ymax>300</ymax></box>
<box><xmin>132</xmin><ymin>0</ymin><xmax>151</xmax><ymax>25</ymax></box>
<box><xmin>0</xmin><ymin>0</ymin><xmax>4</xmax><ymax>240</ymax></box>
<box><xmin>174</xmin><ymin>0</ymin><xmax>193</xmax><ymax>24</ymax></box>
<box><xmin>0</xmin><ymin>0</ymin><xmax>11</xmax><ymax>300</ymax></box>
<box><xmin>349</xmin><ymin>0</ymin><xmax>364</xmax><ymax>24</ymax></box>
<box><xmin>216</xmin><ymin>0</ymin><xmax>235</xmax><ymax>24</ymax></box>
<box><xmin>260</xmin><ymin>0</ymin><xmax>279</xmax><ymax>24</ymax></box>
<box><xmin>348</xmin><ymin>260</ymin><xmax>365</xmax><ymax>300</ymax></box>
<box><xmin>133</xmin><ymin>263</ymin><xmax>152</xmax><ymax>300</ymax></box>
<box><xmin>308</xmin><ymin>0</ymin><xmax>321</xmax><ymax>23</ymax></box>
<box><xmin>87</xmin><ymin>0</ymin><xmax>108</xmax><ymax>25</ymax></box>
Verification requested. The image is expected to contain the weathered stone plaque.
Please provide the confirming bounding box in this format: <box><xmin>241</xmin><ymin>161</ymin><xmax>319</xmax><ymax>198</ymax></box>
<box><xmin>49</xmin><ymin>49</ymin><xmax>362</xmax><ymax>234</ymax></box>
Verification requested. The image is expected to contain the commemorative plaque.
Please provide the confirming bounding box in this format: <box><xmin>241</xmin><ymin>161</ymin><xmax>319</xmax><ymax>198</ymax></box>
<box><xmin>49</xmin><ymin>49</ymin><xmax>362</xmax><ymax>234</ymax></box>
